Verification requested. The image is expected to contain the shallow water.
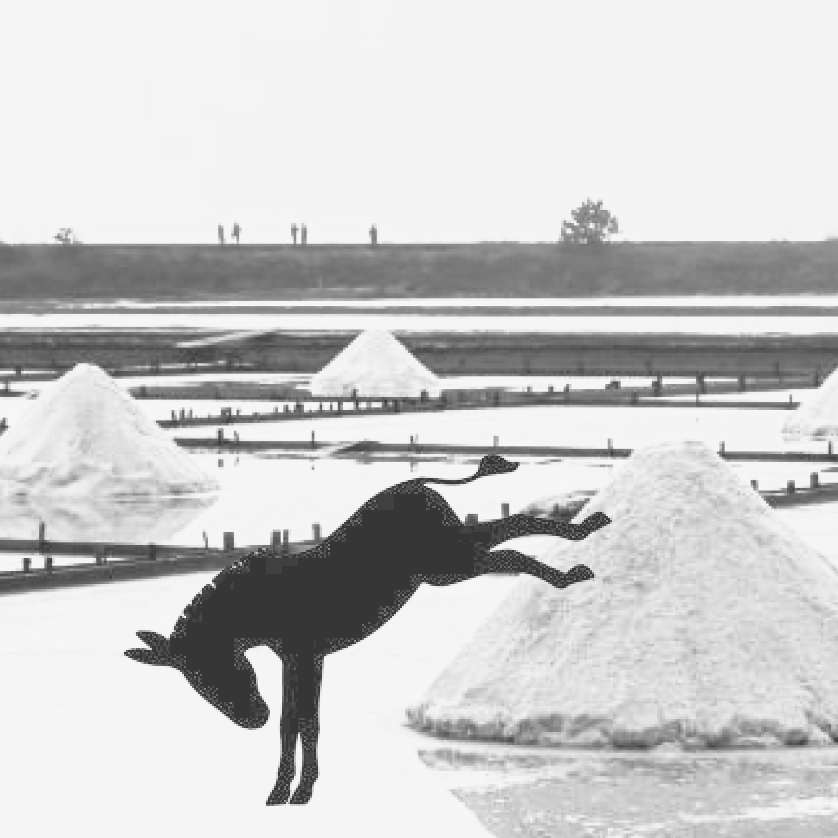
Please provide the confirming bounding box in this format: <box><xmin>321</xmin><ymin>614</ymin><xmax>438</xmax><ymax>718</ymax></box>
<box><xmin>3</xmin><ymin>398</ymin><xmax>838</xmax><ymax>572</ymax></box>
<box><xmin>7</xmin><ymin>311</ymin><xmax>838</xmax><ymax>334</ymax></box>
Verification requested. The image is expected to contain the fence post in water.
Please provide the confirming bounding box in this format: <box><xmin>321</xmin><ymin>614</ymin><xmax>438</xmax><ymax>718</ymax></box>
<box><xmin>217</xmin><ymin>428</ymin><xmax>224</xmax><ymax>443</ymax></box>
<box><xmin>787</xmin><ymin>480</ymin><xmax>796</xmax><ymax>494</ymax></box>
<box><xmin>830</xmin><ymin>441</ymin><xmax>834</xmax><ymax>457</ymax></box>
<box><xmin>493</xmin><ymin>436</ymin><xmax>499</xmax><ymax>448</ymax></box>
<box><xmin>282</xmin><ymin>530</ymin><xmax>289</xmax><ymax>552</ymax></box>
<box><xmin>38</xmin><ymin>520</ymin><xmax>45</xmax><ymax>551</ymax></box>
<box><xmin>271</xmin><ymin>530</ymin><xmax>282</xmax><ymax>548</ymax></box>
<box><xmin>811</xmin><ymin>472</ymin><xmax>820</xmax><ymax>489</ymax></box>
<box><xmin>223</xmin><ymin>532</ymin><xmax>235</xmax><ymax>551</ymax></box>
<box><xmin>719</xmin><ymin>441</ymin><xmax>725</xmax><ymax>456</ymax></box>
<box><xmin>45</xmin><ymin>556</ymin><xmax>53</xmax><ymax>572</ymax></box>
<box><xmin>311</xmin><ymin>431</ymin><xmax>315</xmax><ymax>449</ymax></box>
<box><xmin>465</xmin><ymin>514</ymin><xmax>478</xmax><ymax>525</ymax></box>
<box><xmin>607</xmin><ymin>438</ymin><xmax>613</xmax><ymax>456</ymax></box>
<box><xmin>501</xmin><ymin>503</ymin><xmax>510</xmax><ymax>518</ymax></box>
<box><xmin>312</xmin><ymin>523</ymin><xmax>321</xmax><ymax>542</ymax></box>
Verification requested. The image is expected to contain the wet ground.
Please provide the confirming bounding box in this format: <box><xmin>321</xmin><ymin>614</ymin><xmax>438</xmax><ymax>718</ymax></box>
<box><xmin>418</xmin><ymin>743</ymin><xmax>838</xmax><ymax>837</ymax></box>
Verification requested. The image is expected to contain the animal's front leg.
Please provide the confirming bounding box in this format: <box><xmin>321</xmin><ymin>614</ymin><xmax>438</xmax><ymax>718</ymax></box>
<box><xmin>267</xmin><ymin>657</ymin><xmax>300</xmax><ymax>805</ymax></box>
<box><xmin>289</xmin><ymin>655</ymin><xmax>323</xmax><ymax>805</ymax></box>
<box><xmin>475</xmin><ymin>548</ymin><xmax>594</xmax><ymax>589</ymax></box>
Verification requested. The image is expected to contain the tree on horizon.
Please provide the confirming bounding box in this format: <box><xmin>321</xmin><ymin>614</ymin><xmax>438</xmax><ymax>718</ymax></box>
<box><xmin>561</xmin><ymin>199</ymin><xmax>619</xmax><ymax>245</ymax></box>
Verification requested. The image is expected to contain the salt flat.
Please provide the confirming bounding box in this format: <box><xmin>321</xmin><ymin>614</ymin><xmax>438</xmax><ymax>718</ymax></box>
<box><xmin>0</xmin><ymin>568</ymin><xmax>522</xmax><ymax>837</ymax></box>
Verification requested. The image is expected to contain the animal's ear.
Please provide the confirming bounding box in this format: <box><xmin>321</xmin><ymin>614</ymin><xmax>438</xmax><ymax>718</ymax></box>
<box><xmin>136</xmin><ymin>630</ymin><xmax>170</xmax><ymax>654</ymax></box>
<box><xmin>125</xmin><ymin>648</ymin><xmax>168</xmax><ymax>666</ymax></box>
<box><xmin>125</xmin><ymin>630</ymin><xmax>175</xmax><ymax>667</ymax></box>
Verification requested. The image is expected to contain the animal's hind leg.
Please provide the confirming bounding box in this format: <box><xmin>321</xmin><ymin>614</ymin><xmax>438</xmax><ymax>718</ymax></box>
<box><xmin>267</xmin><ymin>655</ymin><xmax>300</xmax><ymax>806</ymax></box>
<box><xmin>289</xmin><ymin>655</ymin><xmax>324</xmax><ymax>805</ymax></box>
<box><xmin>464</xmin><ymin>511</ymin><xmax>610</xmax><ymax>550</ymax></box>
<box><xmin>475</xmin><ymin>548</ymin><xmax>595</xmax><ymax>589</ymax></box>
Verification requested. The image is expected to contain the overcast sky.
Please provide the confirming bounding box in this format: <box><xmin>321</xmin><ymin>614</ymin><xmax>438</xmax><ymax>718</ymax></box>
<box><xmin>2</xmin><ymin>0</ymin><xmax>836</xmax><ymax>244</ymax></box>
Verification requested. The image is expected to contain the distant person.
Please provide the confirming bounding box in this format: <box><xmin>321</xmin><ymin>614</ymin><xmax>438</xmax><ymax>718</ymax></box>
<box><xmin>301</xmin><ymin>224</ymin><xmax>308</xmax><ymax>246</ymax></box>
<box><xmin>291</xmin><ymin>223</ymin><xmax>299</xmax><ymax>246</ymax></box>
<box><xmin>232</xmin><ymin>222</ymin><xmax>241</xmax><ymax>246</ymax></box>
<box><xmin>369</xmin><ymin>224</ymin><xmax>378</xmax><ymax>247</ymax></box>
<box><xmin>218</xmin><ymin>224</ymin><xmax>225</xmax><ymax>245</ymax></box>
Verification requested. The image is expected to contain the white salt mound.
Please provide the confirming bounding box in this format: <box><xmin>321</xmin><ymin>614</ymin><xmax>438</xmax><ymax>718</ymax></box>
<box><xmin>783</xmin><ymin>368</ymin><xmax>838</xmax><ymax>440</ymax></box>
<box><xmin>0</xmin><ymin>364</ymin><xmax>219</xmax><ymax>497</ymax></box>
<box><xmin>407</xmin><ymin>439</ymin><xmax>838</xmax><ymax>750</ymax></box>
<box><xmin>308</xmin><ymin>330</ymin><xmax>441</xmax><ymax>398</ymax></box>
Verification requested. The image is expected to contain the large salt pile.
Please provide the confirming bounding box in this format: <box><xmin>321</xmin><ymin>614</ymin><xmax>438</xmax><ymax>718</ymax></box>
<box><xmin>308</xmin><ymin>330</ymin><xmax>441</xmax><ymax>398</ymax></box>
<box><xmin>407</xmin><ymin>439</ymin><xmax>838</xmax><ymax>749</ymax></box>
<box><xmin>0</xmin><ymin>364</ymin><xmax>219</xmax><ymax>497</ymax></box>
<box><xmin>782</xmin><ymin>367</ymin><xmax>838</xmax><ymax>439</ymax></box>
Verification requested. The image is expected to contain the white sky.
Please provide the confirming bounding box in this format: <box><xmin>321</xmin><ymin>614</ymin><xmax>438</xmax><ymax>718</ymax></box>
<box><xmin>1</xmin><ymin>0</ymin><xmax>836</xmax><ymax>244</ymax></box>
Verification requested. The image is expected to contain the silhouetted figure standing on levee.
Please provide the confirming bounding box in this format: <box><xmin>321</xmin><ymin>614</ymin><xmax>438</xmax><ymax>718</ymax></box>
<box><xmin>218</xmin><ymin>224</ymin><xmax>225</xmax><ymax>245</ymax></box>
<box><xmin>369</xmin><ymin>224</ymin><xmax>378</xmax><ymax>247</ymax></box>
<box><xmin>126</xmin><ymin>454</ymin><xmax>610</xmax><ymax>806</ymax></box>
<box><xmin>300</xmin><ymin>223</ymin><xmax>307</xmax><ymax>246</ymax></box>
<box><xmin>232</xmin><ymin>222</ymin><xmax>241</xmax><ymax>246</ymax></box>
<box><xmin>291</xmin><ymin>223</ymin><xmax>298</xmax><ymax>245</ymax></box>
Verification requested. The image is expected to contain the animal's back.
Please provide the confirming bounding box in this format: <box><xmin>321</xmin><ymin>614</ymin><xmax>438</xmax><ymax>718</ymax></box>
<box><xmin>229</xmin><ymin>481</ymin><xmax>465</xmax><ymax>653</ymax></box>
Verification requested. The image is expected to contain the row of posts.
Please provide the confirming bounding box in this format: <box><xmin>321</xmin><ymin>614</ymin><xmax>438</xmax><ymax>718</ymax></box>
<box><xmin>17</xmin><ymin>471</ymin><xmax>833</xmax><ymax>572</ymax></box>
<box><xmin>217</xmin><ymin>504</ymin><xmax>513</xmax><ymax>551</ymax></box>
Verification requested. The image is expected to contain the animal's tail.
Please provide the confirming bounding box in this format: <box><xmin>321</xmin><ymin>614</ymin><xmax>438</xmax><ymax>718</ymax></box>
<box><xmin>415</xmin><ymin>454</ymin><xmax>519</xmax><ymax>486</ymax></box>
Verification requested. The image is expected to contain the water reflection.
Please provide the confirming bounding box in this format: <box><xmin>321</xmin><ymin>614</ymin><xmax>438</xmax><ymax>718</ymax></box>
<box><xmin>0</xmin><ymin>493</ymin><xmax>217</xmax><ymax>544</ymax></box>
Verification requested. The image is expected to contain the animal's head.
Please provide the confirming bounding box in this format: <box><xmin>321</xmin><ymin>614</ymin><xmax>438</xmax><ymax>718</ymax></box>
<box><xmin>476</xmin><ymin>454</ymin><xmax>519</xmax><ymax>478</ymax></box>
<box><xmin>125</xmin><ymin>630</ymin><xmax>270</xmax><ymax>730</ymax></box>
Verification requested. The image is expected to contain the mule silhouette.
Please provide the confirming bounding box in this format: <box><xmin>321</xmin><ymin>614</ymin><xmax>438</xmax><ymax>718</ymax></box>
<box><xmin>125</xmin><ymin>455</ymin><xmax>610</xmax><ymax>805</ymax></box>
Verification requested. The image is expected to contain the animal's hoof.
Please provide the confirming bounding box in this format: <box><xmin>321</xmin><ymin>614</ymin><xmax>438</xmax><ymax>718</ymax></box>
<box><xmin>568</xmin><ymin>564</ymin><xmax>595</xmax><ymax>584</ymax></box>
<box><xmin>587</xmin><ymin>512</ymin><xmax>611</xmax><ymax>530</ymax></box>
<box><xmin>289</xmin><ymin>784</ymin><xmax>313</xmax><ymax>805</ymax></box>
<box><xmin>266</xmin><ymin>783</ymin><xmax>291</xmax><ymax>806</ymax></box>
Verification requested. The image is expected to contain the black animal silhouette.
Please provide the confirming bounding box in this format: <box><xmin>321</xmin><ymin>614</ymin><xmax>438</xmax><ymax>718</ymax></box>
<box><xmin>125</xmin><ymin>455</ymin><xmax>610</xmax><ymax>806</ymax></box>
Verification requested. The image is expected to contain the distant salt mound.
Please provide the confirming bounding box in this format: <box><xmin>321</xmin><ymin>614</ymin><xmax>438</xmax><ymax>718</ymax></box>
<box><xmin>783</xmin><ymin>368</ymin><xmax>838</xmax><ymax>440</ymax></box>
<box><xmin>308</xmin><ymin>330</ymin><xmax>441</xmax><ymax>398</ymax></box>
<box><xmin>0</xmin><ymin>364</ymin><xmax>219</xmax><ymax>497</ymax></box>
<box><xmin>407</xmin><ymin>440</ymin><xmax>838</xmax><ymax>749</ymax></box>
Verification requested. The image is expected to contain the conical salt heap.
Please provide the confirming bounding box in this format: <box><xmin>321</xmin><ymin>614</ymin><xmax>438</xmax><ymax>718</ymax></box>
<box><xmin>407</xmin><ymin>440</ymin><xmax>838</xmax><ymax>749</ymax></box>
<box><xmin>782</xmin><ymin>367</ymin><xmax>838</xmax><ymax>440</ymax></box>
<box><xmin>308</xmin><ymin>330</ymin><xmax>441</xmax><ymax>398</ymax></box>
<box><xmin>0</xmin><ymin>364</ymin><xmax>219</xmax><ymax>497</ymax></box>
